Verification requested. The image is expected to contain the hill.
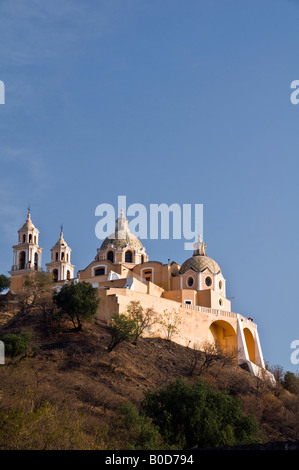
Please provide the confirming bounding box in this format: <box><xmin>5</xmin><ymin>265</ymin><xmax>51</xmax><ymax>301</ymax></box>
<box><xmin>0</xmin><ymin>299</ymin><xmax>298</xmax><ymax>450</ymax></box>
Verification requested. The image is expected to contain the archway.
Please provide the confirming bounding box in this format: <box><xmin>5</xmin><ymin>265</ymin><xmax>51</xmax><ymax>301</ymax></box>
<box><xmin>243</xmin><ymin>328</ymin><xmax>255</xmax><ymax>363</ymax></box>
<box><xmin>34</xmin><ymin>253</ymin><xmax>38</xmax><ymax>271</ymax></box>
<box><xmin>67</xmin><ymin>270</ymin><xmax>71</xmax><ymax>280</ymax></box>
<box><xmin>19</xmin><ymin>251</ymin><xmax>26</xmax><ymax>270</ymax></box>
<box><xmin>125</xmin><ymin>250</ymin><xmax>133</xmax><ymax>263</ymax></box>
<box><xmin>209</xmin><ymin>320</ymin><xmax>237</xmax><ymax>352</ymax></box>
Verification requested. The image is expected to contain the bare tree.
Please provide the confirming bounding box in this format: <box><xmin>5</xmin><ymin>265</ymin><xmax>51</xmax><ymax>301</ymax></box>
<box><xmin>159</xmin><ymin>309</ymin><xmax>182</xmax><ymax>341</ymax></box>
<box><xmin>126</xmin><ymin>301</ymin><xmax>159</xmax><ymax>345</ymax></box>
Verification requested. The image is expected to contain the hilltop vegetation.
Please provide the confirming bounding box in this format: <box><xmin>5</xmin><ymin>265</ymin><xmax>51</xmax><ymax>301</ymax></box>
<box><xmin>0</xmin><ymin>287</ymin><xmax>299</xmax><ymax>450</ymax></box>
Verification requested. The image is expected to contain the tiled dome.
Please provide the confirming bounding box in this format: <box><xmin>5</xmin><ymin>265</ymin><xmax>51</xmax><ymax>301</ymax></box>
<box><xmin>180</xmin><ymin>255</ymin><xmax>221</xmax><ymax>275</ymax></box>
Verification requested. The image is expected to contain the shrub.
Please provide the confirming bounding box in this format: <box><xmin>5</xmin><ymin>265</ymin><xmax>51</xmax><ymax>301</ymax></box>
<box><xmin>2</xmin><ymin>332</ymin><xmax>31</xmax><ymax>358</ymax></box>
<box><xmin>143</xmin><ymin>378</ymin><xmax>260</xmax><ymax>449</ymax></box>
<box><xmin>107</xmin><ymin>314</ymin><xmax>136</xmax><ymax>352</ymax></box>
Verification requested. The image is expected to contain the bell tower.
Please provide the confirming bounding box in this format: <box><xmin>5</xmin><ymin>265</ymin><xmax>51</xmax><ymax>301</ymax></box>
<box><xmin>9</xmin><ymin>209</ymin><xmax>43</xmax><ymax>293</ymax></box>
<box><xmin>46</xmin><ymin>226</ymin><xmax>75</xmax><ymax>282</ymax></box>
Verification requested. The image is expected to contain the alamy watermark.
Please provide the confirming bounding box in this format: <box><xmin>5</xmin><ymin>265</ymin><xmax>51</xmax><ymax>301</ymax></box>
<box><xmin>290</xmin><ymin>340</ymin><xmax>299</xmax><ymax>365</ymax></box>
<box><xmin>95</xmin><ymin>196</ymin><xmax>203</xmax><ymax>251</ymax></box>
<box><xmin>0</xmin><ymin>81</ymin><xmax>5</xmax><ymax>104</ymax></box>
<box><xmin>0</xmin><ymin>340</ymin><xmax>4</xmax><ymax>364</ymax></box>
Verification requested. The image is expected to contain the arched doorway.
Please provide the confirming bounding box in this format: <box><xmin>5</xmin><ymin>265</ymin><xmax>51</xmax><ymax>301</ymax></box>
<box><xmin>243</xmin><ymin>328</ymin><xmax>255</xmax><ymax>363</ymax></box>
<box><xmin>66</xmin><ymin>270</ymin><xmax>71</xmax><ymax>280</ymax></box>
<box><xmin>209</xmin><ymin>320</ymin><xmax>237</xmax><ymax>352</ymax></box>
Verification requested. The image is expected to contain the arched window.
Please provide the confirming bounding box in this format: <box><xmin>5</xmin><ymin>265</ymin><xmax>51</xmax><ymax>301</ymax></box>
<box><xmin>55</xmin><ymin>252</ymin><xmax>58</xmax><ymax>261</ymax></box>
<box><xmin>34</xmin><ymin>253</ymin><xmax>38</xmax><ymax>271</ymax></box>
<box><xmin>19</xmin><ymin>251</ymin><xmax>26</xmax><ymax>270</ymax></box>
<box><xmin>125</xmin><ymin>251</ymin><xmax>133</xmax><ymax>263</ymax></box>
<box><xmin>34</xmin><ymin>236</ymin><xmax>37</xmax><ymax>244</ymax></box>
<box><xmin>29</xmin><ymin>234</ymin><xmax>32</xmax><ymax>243</ymax></box>
<box><xmin>67</xmin><ymin>270</ymin><xmax>71</xmax><ymax>280</ymax></box>
<box><xmin>66</xmin><ymin>253</ymin><xmax>69</xmax><ymax>262</ymax></box>
<box><xmin>52</xmin><ymin>269</ymin><xmax>58</xmax><ymax>282</ymax></box>
<box><xmin>141</xmin><ymin>255</ymin><xmax>144</xmax><ymax>264</ymax></box>
<box><xmin>107</xmin><ymin>251</ymin><xmax>114</xmax><ymax>263</ymax></box>
<box><xmin>61</xmin><ymin>252</ymin><xmax>65</xmax><ymax>261</ymax></box>
<box><xmin>22</xmin><ymin>234</ymin><xmax>26</xmax><ymax>243</ymax></box>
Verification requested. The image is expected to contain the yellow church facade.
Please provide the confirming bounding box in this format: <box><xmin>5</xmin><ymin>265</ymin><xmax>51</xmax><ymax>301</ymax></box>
<box><xmin>9</xmin><ymin>210</ymin><xmax>267</xmax><ymax>378</ymax></box>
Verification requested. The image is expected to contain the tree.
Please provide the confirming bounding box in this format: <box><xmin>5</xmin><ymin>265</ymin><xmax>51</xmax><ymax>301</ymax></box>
<box><xmin>126</xmin><ymin>301</ymin><xmax>158</xmax><ymax>345</ymax></box>
<box><xmin>283</xmin><ymin>371</ymin><xmax>299</xmax><ymax>395</ymax></box>
<box><xmin>0</xmin><ymin>275</ymin><xmax>10</xmax><ymax>293</ymax></box>
<box><xmin>107</xmin><ymin>314</ymin><xmax>136</xmax><ymax>352</ymax></box>
<box><xmin>24</xmin><ymin>270</ymin><xmax>54</xmax><ymax>304</ymax></box>
<box><xmin>112</xmin><ymin>402</ymin><xmax>166</xmax><ymax>450</ymax></box>
<box><xmin>143</xmin><ymin>378</ymin><xmax>260</xmax><ymax>449</ymax></box>
<box><xmin>53</xmin><ymin>282</ymin><xmax>99</xmax><ymax>330</ymax></box>
<box><xmin>159</xmin><ymin>309</ymin><xmax>181</xmax><ymax>341</ymax></box>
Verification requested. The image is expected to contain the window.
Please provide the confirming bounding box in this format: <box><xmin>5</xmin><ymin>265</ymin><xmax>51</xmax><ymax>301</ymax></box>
<box><xmin>141</xmin><ymin>255</ymin><xmax>144</xmax><ymax>264</ymax></box>
<box><xmin>219</xmin><ymin>280</ymin><xmax>222</xmax><ymax>290</ymax></box>
<box><xmin>184</xmin><ymin>300</ymin><xmax>192</xmax><ymax>305</ymax></box>
<box><xmin>107</xmin><ymin>251</ymin><xmax>114</xmax><ymax>263</ymax></box>
<box><xmin>187</xmin><ymin>276</ymin><xmax>194</xmax><ymax>287</ymax></box>
<box><xmin>29</xmin><ymin>234</ymin><xmax>32</xmax><ymax>243</ymax></box>
<box><xmin>61</xmin><ymin>252</ymin><xmax>65</xmax><ymax>261</ymax></box>
<box><xmin>95</xmin><ymin>268</ymin><xmax>105</xmax><ymax>276</ymax></box>
<box><xmin>22</xmin><ymin>234</ymin><xmax>26</xmax><ymax>243</ymax></box>
<box><xmin>55</xmin><ymin>252</ymin><xmax>58</xmax><ymax>261</ymax></box>
<box><xmin>219</xmin><ymin>298</ymin><xmax>223</xmax><ymax>307</ymax></box>
<box><xmin>205</xmin><ymin>276</ymin><xmax>212</xmax><ymax>287</ymax></box>
<box><xmin>19</xmin><ymin>251</ymin><xmax>26</xmax><ymax>270</ymax></box>
<box><xmin>125</xmin><ymin>251</ymin><xmax>133</xmax><ymax>263</ymax></box>
<box><xmin>142</xmin><ymin>269</ymin><xmax>153</xmax><ymax>283</ymax></box>
<box><xmin>67</xmin><ymin>270</ymin><xmax>71</xmax><ymax>280</ymax></box>
<box><xmin>34</xmin><ymin>253</ymin><xmax>38</xmax><ymax>271</ymax></box>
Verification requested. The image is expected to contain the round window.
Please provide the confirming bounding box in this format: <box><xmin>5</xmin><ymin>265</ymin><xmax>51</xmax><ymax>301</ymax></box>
<box><xmin>205</xmin><ymin>276</ymin><xmax>212</xmax><ymax>287</ymax></box>
<box><xmin>219</xmin><ymin>298</ymin><xmax>223</xmax><ymax>307</ymax></box>
<box><xmin>187</xmin><ymin>276</ymin><xmax>194</xmax><ymax>287</ymax></box>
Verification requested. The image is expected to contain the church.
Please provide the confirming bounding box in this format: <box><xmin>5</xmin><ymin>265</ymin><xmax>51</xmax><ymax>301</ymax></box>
<box><xmin>8</xmin><ymin>209</ymin><xmax>267</xmax><ymax>378</ymax></box>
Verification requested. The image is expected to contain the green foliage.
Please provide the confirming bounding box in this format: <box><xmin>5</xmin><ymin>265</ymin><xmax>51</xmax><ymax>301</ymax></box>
<box><xmin>114</xmin><ymin>402</ymin><xmax>166</xmax><ymax>450</ymax></box>
<box><xmin>0</xmin><ymin>402</ymin><xmax>99</xmax><ymax>450</ymax></box>
<box><xmin>107</xmin><ymin>314</ymin><xmax>136</xmax><ymax>352</ymax></box>
<box><xmin>283</xmin><ymin>371</ymin><xmax>299</xmax><ymax>395</ymax></box>
<box><xmin>2</xmin><ymin>332</ymin><xmax>31</xmax><ymax>358</ymax></box>
<box><xmin>143</xmin><ymin>378</ymin><xmax>260</xmax><ymax>449</ymax></box>
<box><xmin>53</xmin><ymin>281</ymin><xmax>99</xmax><ymax>330</ymax></box>
<box><xmin>0</xmin><ymin>274</ymin><xmax>10</xmax><ymax>293</ymax></box>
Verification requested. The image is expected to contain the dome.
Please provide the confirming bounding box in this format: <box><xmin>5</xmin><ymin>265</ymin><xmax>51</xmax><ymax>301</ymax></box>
<box><xmin>55</xmin><ymin>232</ymin><xmax>68</xmax><ymax>247</ymax></box>
<box><xmin>100</xmin><ymin>232</ymin><xmax>144</xmax><ymax>251</ymax></box>
<box><xmin>180</xmin><ymin>255</ymin><xmax>221</xmax><ymax>275</ymax></box>
<box><xmin>20</xmin><ymin>213</ymin><xmax>36</xmax><ymax>230</ymax></box>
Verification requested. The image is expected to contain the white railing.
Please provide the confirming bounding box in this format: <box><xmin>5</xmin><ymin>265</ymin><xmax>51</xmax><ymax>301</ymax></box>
<box><xmin>180</xmin><ymin>303</ymin><xmax>256</xmax><ymax>327</ymax></box>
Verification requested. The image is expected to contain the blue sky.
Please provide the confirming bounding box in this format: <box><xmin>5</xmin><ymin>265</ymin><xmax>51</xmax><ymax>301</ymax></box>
<box><xmin>1</xmin><ymin>0</ymin><xmax>299</xmax><ymax>372</ymax></box>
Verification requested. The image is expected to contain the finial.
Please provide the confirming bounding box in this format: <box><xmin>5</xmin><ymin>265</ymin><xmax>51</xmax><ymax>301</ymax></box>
<box><xmin>27</xmin><ymin>204</ymin><xmax>31</xmax><ymax>218</ymax></box>
<box><xmin>60</xmin><ymin>223</ymin><xmax>63</xmax><ymax>237</ymax></box>
<box><xmin>120</xmin><ymin>208</ymin><xmax>125</xmax><ymax>218</ymax></box>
